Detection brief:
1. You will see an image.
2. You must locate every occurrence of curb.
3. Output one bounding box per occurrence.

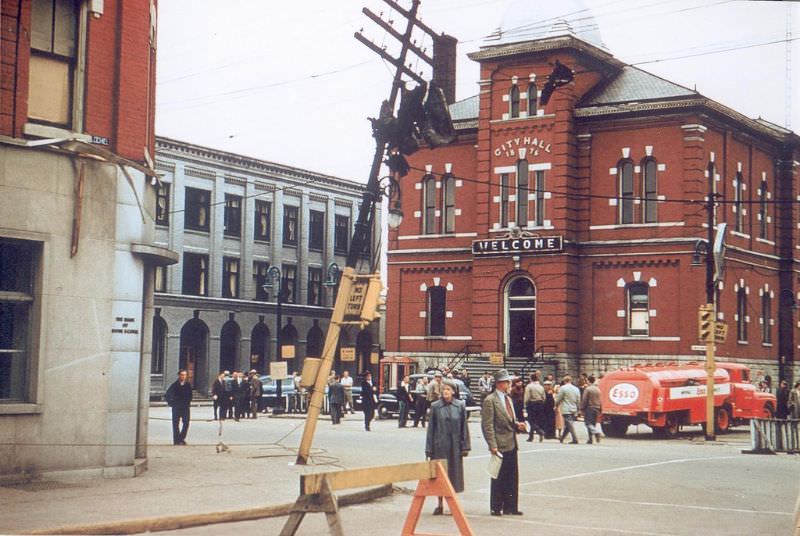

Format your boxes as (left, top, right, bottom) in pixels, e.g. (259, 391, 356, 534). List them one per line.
(26, 485, 392, 535)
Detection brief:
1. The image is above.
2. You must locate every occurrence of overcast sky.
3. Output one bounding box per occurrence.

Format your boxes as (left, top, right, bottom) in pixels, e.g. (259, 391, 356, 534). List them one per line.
(156, 0, 799, 183)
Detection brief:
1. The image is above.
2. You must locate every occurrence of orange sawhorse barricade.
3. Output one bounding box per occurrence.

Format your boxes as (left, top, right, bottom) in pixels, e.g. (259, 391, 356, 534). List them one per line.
(279, 460, 473, 536)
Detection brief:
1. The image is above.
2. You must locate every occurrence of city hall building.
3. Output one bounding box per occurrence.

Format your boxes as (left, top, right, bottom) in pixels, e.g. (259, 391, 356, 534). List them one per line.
(385, 9, 800, 383)
(150, 137, 380, 397)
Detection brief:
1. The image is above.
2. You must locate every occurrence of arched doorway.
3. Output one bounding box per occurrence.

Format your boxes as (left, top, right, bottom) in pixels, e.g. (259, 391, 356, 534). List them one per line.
(179, 318, 209, 392)
(220, 320, 241, 372)
(250, 321, 270, 374)
(306, 322, 324, 357)
(505, 277, 536, 358)
(280, 323, 299, 372)
(356, 329, 373, 375)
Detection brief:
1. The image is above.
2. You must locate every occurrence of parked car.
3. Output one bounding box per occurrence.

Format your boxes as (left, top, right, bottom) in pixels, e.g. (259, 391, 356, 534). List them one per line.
(375, 373, 479, 420)
(258, 375, 297, 411)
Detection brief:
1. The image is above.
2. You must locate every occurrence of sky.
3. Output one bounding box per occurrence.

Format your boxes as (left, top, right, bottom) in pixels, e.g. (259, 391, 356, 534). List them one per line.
(156, 0, 799, 183)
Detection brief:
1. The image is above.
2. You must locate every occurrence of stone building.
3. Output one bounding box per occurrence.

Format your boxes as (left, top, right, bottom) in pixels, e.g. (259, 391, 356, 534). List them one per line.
(150, 137, 380, 397)
(385, 1, 800, 383)
(0, 0, 174, 479)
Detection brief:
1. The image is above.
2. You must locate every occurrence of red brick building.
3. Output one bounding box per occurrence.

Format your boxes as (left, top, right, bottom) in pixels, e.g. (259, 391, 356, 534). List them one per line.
(385, 26, 800, 383)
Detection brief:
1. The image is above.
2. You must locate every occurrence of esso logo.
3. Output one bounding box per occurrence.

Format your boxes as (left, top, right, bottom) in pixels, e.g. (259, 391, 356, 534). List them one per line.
(609, 383, 639, 405)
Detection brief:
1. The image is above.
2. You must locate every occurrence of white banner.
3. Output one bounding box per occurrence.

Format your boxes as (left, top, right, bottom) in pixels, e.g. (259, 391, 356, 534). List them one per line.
(668, 382, 730, 400)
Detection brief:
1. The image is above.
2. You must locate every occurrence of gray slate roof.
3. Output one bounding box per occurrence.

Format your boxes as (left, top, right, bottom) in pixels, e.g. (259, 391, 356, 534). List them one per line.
(449, 95, 479, 123)
(581, 65, 697, 106)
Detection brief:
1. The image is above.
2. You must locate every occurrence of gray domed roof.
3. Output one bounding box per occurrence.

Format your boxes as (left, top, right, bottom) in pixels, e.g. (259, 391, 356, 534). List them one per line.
(484, 0, 605, 49)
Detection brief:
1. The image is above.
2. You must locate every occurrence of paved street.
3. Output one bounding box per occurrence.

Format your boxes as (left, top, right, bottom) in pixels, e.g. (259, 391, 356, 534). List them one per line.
(149, 406, 799, 536)
(1, 406, 797, 535)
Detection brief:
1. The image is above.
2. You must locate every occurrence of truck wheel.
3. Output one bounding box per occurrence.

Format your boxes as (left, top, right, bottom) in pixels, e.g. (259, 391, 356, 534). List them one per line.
(605, 418, 628, 437)
(715, 407, 731, 433)
(761, 405, 775, 419)
(664, 415, 680, 439)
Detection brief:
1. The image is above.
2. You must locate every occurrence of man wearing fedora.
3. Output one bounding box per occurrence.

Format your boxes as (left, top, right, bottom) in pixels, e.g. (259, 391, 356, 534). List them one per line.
(481, 368, 525, 516)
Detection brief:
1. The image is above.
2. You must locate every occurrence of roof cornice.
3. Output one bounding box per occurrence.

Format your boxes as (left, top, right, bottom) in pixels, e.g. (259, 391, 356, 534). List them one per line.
(576, 98, 799, 145)
(154, 135, 367, 193)
(468, 34, 624, 69)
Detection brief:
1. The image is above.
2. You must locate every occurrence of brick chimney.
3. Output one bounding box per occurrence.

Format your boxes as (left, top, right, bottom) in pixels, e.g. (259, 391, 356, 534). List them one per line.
(433, 33, 458, 104)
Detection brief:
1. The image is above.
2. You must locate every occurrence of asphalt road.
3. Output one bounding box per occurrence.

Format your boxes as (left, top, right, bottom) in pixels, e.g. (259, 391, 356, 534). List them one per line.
(149, 406, 800, 536)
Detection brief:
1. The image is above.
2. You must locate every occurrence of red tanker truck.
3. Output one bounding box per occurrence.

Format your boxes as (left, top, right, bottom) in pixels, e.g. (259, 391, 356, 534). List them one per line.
(599, 361, 776, 438)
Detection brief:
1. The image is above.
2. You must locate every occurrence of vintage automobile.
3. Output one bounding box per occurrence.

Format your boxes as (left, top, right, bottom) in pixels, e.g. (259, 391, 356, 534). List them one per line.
(258, 375, 297, 411)
(375, 373, 480, 420)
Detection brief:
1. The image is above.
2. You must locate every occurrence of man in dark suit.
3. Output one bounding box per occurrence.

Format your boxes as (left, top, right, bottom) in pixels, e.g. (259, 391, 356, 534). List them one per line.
(397, 375, 414, 428)
(360, 370, 378, 431)
(329, 374, 345, 425)
(211, 372, 224, 420)
(165, 369, 193, 445)
(481, 368, 525, 516)
(232, 371, 248, 421)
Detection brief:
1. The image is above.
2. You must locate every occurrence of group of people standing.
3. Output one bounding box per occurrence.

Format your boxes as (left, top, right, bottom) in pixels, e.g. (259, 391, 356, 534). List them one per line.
(210, 370, 263, 422)
(776, 380, 800, 419)
(425, 368, 604, 517)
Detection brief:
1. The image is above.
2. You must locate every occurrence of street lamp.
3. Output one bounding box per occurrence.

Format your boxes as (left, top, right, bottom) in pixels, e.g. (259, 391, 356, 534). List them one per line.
(381, 173, 403, 229)
(262, 265, 285, 413)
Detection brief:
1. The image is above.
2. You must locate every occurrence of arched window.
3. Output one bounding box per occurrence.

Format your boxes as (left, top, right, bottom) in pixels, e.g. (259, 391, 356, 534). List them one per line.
(151, 315, 167, 375)
(626, 283, 649, 336)
(179, 317, 209, 392)
(506, 278, 535, 357)
(618, 161, 634, 224)
(427, 286, 446, 336)
(220, 320, 241, 372)
(280, 323, 299, 368)
(250, 321, 270, 373)
(759, 180, 768, 240)
(442, 174, 456, 234)
(306, 323, 324, 357)
(527, 82, 537, 116)
(509, 85, 520, 118)
(516, 159, 529, 227)
(762, 291, 772, 344)
(642, 159, 658, 223)
(423, 174, 436, 234)
(734, 171, 744, 233)
(499, 173, 510, 228)
(737, 288, 748, 342)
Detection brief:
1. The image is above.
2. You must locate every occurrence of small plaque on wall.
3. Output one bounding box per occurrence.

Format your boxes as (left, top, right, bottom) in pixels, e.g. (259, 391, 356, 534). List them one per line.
(340, 347, 356, 362)
(282, 345, 296, 359)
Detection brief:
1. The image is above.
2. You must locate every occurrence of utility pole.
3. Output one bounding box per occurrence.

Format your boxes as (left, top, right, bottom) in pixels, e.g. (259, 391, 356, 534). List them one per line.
(703, 161, 718, 442)
(295, 0, 444, 465)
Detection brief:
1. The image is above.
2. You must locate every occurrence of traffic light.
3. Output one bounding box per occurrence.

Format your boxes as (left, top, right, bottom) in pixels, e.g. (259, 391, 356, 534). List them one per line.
(698, 304, 713, 342)
(360, 275, 384, 325)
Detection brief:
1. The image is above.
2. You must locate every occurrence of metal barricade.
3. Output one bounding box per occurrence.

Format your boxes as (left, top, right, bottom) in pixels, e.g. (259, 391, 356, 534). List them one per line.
(749, 418, 800, 453)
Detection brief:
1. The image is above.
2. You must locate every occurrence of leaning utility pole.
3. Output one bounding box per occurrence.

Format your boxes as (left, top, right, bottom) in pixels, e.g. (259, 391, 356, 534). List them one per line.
(704, 160, 717, 442)
(295, 0, 445, 465)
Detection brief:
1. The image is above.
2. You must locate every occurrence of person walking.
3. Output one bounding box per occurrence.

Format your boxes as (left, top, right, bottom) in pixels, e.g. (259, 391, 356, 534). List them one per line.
(211, 372, 224, 420)
(556, 375, 581, 444)
(360, 370, 378, 431)
(413, 377, 429, 428)
(165, 369, 192, 445)
(524, 372, 546, 442)
(789, 381, 800, 419)
(543, 380, 556, 438)
(248, 370, 262, 418)
(426, 380, 470, 515)
(481, 369, 525, 516)
(340, 370, 354, 414)
(329, 374, 345, 425)
(580, 375, 603, 444)
(397, 376, 414, 428)
(553, 382, 564, 438)
(777, 380, 791, 419)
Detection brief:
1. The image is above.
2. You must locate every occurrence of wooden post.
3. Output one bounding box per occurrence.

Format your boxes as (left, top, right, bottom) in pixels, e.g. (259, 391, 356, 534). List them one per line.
(280, 477, 343, 536)
(296, 267, 356, 465)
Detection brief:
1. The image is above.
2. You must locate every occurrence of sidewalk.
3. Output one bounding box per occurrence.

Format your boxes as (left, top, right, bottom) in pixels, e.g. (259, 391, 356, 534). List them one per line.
(0, 406, 399, 535)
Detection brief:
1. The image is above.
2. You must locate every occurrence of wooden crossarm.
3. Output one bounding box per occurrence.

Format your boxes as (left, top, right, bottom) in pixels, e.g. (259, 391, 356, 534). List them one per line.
(301, 460, 443, 495)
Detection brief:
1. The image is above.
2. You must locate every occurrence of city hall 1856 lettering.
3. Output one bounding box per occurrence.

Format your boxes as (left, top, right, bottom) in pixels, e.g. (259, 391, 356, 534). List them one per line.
(472, 236, 563, 256)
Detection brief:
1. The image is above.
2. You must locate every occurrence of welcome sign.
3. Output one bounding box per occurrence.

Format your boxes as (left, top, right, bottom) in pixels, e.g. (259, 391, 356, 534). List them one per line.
(472, 235, 563, 256)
